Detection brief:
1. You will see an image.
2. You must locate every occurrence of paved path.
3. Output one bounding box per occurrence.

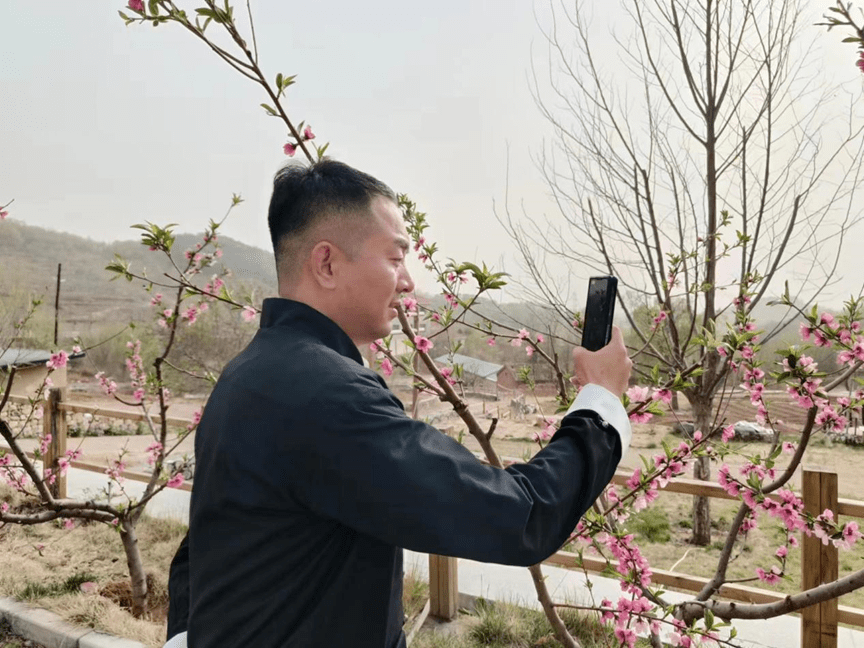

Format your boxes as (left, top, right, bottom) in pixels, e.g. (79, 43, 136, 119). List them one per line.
(42, 465, 864, 647)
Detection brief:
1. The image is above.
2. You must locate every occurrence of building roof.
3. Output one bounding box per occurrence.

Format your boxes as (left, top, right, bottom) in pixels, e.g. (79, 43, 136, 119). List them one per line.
(433, 353, 504, 381)
(0, 348, 85, 370)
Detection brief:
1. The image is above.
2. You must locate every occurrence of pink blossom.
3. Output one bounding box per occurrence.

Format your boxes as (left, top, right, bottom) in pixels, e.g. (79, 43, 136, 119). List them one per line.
(186, 408, 203, 432)
(444, 293, 458, 309)
(370, 340, 383, 351)
(167, 473, 184, 489)
(182, 305, 199, 325)
(0, 502, 8, 513)
(536, 334, 545, 343)
(721, 424, 735, 443)
(517, 329, 530, 341)
(430, 312, 441, 323)
(782, 441, 796, 454)
(776, 545, 788, 559)
(146, 442, 163, 466)
(414, 336, 433, 353)
(525, 346, 534, 357)
(510, 338, 522, 348)
(242, 306, 257, 322)
(128, 0, 144, 11)
(163, 308, 173, 319)
(381, 358, 393, 377)
(283, 142, 296, 157)
(652, 388, 672, 405)
(440, 367, 457, 385)
(46, 350, 69, 370)
(132, 388, 145, 403)
(64, 518, 75, 530)
(487, 337, 496, 346)
(402, 297, 417, 313)
(413, 237, 425, 252)
(626, 385, 650, 402)
(813, 329, 831, 347)
(756, 566, 782, 585)
(95, 372, 117, 396)
(837, 521, 863, 550)
(629, 411, 653, 424)
(303, 126, 315, 140)
(857, 51, 864, 73)
(0, 211, 7, 220)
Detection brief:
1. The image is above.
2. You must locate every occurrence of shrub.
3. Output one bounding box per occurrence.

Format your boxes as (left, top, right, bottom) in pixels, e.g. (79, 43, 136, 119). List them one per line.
(629, 507, 671, 543)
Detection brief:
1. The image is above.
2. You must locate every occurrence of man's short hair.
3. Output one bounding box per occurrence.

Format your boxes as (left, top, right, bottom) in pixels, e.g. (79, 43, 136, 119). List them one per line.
(268, 159, 398, 282)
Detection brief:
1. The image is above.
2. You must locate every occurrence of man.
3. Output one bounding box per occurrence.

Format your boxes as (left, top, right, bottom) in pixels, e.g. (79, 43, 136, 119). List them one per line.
(165, 159, 632, 647)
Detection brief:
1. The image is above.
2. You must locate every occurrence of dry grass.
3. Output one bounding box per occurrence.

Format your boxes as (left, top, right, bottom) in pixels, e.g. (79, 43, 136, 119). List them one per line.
(411, 597, 654, 648)
(0, 484, 184, 648)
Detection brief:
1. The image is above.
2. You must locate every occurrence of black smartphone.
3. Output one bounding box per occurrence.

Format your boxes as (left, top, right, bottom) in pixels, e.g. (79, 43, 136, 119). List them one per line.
(580, 276, 618, 351)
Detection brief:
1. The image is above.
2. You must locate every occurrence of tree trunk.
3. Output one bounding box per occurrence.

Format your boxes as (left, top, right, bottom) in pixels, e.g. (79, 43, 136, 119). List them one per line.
(691, 399, 712, 546)
(120, 521, 149, 618)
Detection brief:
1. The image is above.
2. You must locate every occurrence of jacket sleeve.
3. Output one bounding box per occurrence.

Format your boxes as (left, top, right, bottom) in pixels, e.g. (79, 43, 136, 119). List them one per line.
(286, 371, 625, 566)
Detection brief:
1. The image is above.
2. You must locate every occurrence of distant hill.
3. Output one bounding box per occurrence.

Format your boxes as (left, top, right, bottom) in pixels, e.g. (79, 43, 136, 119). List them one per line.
(0, 219, 277, 333)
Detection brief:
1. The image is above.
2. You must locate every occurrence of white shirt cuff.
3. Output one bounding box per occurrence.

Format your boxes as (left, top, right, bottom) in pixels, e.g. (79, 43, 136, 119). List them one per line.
(564, 384, 631, 457)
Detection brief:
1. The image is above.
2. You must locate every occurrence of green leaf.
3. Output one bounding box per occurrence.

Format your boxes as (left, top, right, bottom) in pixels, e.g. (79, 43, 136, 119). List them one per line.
(148, 0, 159, 16)
(260, 103, 277, 116)
(842, 37, 862, 43)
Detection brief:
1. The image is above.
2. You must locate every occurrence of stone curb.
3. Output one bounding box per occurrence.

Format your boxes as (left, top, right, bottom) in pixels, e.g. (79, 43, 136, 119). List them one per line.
(0, 598, 147, 648)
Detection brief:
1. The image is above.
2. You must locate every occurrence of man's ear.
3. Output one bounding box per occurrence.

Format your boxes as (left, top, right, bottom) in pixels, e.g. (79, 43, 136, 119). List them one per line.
(308, 240, 341, 290)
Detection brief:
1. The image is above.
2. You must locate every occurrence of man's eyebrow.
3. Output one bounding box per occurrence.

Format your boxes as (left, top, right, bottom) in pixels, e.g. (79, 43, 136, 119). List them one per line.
(395, 237, 410, 252)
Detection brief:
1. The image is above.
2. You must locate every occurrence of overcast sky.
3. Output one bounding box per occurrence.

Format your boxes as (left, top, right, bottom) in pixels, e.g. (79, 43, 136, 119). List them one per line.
(2, 2, 862, 307)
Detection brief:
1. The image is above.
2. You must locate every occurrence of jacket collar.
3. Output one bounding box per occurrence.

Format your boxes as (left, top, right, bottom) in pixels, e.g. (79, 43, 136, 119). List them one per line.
(259, 298, 363, 365)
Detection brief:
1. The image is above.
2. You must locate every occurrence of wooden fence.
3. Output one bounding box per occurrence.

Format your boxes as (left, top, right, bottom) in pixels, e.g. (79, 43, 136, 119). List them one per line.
(4, 389, 863, 646)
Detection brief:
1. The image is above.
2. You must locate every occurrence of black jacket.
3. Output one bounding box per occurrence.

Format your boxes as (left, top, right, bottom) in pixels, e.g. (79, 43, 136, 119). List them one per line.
(170, 298, 624, 647)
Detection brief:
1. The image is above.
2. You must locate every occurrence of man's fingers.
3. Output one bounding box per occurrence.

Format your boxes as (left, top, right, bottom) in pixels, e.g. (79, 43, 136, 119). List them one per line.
(609, 326, 624, 346)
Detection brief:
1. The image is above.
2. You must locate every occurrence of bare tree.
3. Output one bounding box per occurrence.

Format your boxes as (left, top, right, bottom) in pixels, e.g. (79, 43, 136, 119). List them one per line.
(501, 0, 864, 544)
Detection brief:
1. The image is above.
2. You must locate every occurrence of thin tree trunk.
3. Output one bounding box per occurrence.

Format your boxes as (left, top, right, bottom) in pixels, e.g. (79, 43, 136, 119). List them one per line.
(691, 398, 712, 545)
(120, 522, 149, 618)
(529, 563, 580, 648)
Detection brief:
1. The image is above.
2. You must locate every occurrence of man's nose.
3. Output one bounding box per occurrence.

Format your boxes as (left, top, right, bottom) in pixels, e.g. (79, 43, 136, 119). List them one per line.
(399, 267, 415, 294)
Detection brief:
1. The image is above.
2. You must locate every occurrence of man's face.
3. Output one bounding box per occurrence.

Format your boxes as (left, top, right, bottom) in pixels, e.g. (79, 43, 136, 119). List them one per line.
(334, 196, 415, 347)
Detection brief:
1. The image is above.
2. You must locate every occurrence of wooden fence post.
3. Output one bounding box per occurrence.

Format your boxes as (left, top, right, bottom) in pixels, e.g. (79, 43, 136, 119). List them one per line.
(428, 554, 458, 620)
(801, 467, 838, 648)
(42, 387, 67, 499)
